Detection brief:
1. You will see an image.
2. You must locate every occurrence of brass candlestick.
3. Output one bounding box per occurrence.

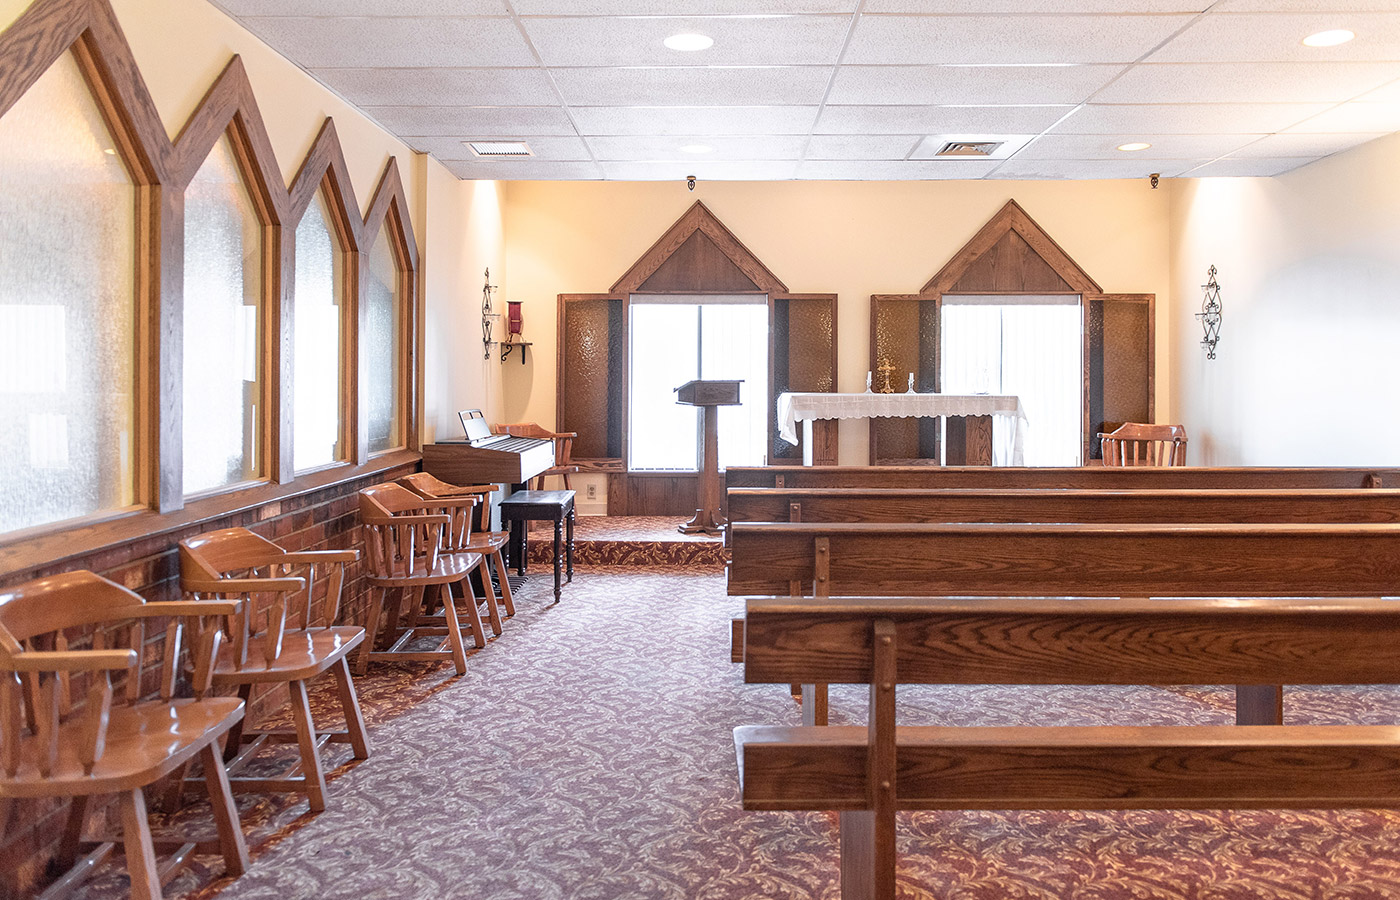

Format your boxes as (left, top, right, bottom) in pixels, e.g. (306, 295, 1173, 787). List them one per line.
(876, 357, 896, 393)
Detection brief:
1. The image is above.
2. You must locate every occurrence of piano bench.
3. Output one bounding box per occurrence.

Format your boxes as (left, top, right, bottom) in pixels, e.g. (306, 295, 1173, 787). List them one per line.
(498, 490, 576, 602)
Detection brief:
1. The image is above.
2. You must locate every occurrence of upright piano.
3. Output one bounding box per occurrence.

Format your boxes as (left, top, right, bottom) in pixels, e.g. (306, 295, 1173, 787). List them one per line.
(422, 410, 555, 488)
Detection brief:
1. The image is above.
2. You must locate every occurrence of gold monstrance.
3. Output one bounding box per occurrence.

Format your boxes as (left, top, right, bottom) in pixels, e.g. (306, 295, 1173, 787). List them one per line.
(876, 357, 896, 393)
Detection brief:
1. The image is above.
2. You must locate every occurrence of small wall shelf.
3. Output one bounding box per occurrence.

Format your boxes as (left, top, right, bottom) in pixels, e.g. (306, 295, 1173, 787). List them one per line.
(490, 340, 532, 364)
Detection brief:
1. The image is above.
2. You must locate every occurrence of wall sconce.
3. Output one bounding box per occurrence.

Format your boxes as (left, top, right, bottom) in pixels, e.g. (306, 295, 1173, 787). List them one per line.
(481, 268, 498, 360)
(1197, 265, 1223, 360)
(501, 300, 531, 364)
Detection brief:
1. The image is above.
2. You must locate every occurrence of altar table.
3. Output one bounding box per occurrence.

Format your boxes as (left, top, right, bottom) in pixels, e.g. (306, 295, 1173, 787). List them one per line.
(777, 392, 1027, 466)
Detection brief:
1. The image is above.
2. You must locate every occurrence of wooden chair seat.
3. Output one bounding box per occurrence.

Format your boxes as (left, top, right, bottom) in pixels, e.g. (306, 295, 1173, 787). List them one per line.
(398, 473, 517, 621)
(364, 550, 483, 588)
(208, 627, 365, 685)
(0, 698, 244, 797)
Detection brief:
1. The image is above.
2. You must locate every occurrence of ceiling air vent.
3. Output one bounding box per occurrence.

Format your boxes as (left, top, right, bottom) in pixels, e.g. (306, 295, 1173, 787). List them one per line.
(935, 141, 1004, 158)
(466, 140, 533, 157)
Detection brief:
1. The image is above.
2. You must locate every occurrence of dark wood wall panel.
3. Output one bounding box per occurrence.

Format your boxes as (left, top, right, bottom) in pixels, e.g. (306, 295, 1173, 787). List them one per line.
(560, 297, 618, 460)
(607, 473, 702, 517)
(871, 297, 923, 462)
(950, 230, 1074, 294)
(636, 230, 761, 293)
(1103, 298, 1152, 425)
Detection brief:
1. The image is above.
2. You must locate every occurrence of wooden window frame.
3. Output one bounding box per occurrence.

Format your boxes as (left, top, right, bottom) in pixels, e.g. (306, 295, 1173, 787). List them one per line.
(0, 0, 423, 580)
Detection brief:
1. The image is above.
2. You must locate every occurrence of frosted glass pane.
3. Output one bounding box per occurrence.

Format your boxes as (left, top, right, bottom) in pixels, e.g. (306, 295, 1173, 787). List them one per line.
(293, 189, 344, 471)
(700, 304, 768, 469)
(629, 304, 699, 470)
(0, 52, 135, 534)
(365, 226, 404, 453)
(183, 133, 262, 494)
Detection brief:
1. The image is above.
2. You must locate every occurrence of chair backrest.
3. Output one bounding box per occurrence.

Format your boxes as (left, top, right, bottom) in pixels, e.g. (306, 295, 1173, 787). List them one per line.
(399, 472, 494, 533)
(0, 571, 231, 778)
(1099, 422, 1188, 466)
(359, 482, 476, 577)
(180, 527, 353, 668)
(491, 422, 575, 466)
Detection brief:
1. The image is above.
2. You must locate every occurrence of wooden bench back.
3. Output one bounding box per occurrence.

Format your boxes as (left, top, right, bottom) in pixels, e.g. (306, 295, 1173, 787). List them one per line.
(726, 465, 1400, 490)
(728, 487, 1400, 526)
(727, 521, 1400, 597)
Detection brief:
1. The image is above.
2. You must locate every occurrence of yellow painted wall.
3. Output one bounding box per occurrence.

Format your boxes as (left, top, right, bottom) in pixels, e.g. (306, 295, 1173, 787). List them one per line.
(0, 0, 507, 446)
(502, 178, 1173, 472)
(1169, 132, 1400, 465)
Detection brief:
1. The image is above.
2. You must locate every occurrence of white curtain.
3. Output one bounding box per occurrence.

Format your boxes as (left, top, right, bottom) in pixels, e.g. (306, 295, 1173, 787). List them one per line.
(629, 296, 768, 471)
(941, 296, 1082, 466)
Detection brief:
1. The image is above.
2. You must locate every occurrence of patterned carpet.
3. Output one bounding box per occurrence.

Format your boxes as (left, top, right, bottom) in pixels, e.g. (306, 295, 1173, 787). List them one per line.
(526, 516, 727, 567)
(72, 568, 1400, 900)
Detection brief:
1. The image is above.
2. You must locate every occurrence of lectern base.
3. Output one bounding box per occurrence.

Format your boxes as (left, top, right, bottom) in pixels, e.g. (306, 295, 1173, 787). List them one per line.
(679, 509, 726, 536)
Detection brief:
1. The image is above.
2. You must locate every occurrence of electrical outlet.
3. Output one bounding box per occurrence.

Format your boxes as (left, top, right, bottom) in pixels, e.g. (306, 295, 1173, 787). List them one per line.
(586, 483, 597, 500)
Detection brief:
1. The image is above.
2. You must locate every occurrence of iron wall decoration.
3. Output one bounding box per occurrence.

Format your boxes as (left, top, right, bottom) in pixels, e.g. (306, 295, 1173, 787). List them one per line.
(1197, 264, 1223, 359)
(481, 268, 498, 360)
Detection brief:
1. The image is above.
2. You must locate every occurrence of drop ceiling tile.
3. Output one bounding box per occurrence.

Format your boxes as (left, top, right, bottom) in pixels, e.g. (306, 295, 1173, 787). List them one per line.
(571, 106, 820, 135)
(1226, 131, 1386, 157)
(796, 159, 1002, 179)
(805, 134, 924, 159)
(213, 0, 506, 14)
(365, 106, 576, 136)
(1148, 12, 1400, 63)
(586, 134, 806, 160)
(815, 104, 1074, 134)
(1093, 61, 1400, 103)
(990, 157, 1198, 178)
(1215, 0, 1400, 11)
(845, 15, 1194, 65)
(514, 0, 856, 12)
(828, 65, 1125, 105)
(864, 0, 1208, 10)
(523, 15, 850, 67)
(405, 135, 591, 160)
(1050, 102, 1331, 134)
(599, 160, 800, 180)
(237, 16, 535, 68)
(551, 66, 831, 106)
(1285, 101, 1400, 132)
(1180, 157, 1313, 176)
(1357, 77, 1400, 101)
(442, 159, 605, 180)
(1018, 133, 1260, 159)
(310, 68, 556, 107)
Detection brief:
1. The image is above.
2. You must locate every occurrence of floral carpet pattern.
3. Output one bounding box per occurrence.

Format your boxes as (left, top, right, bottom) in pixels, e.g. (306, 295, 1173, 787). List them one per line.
(74, 568, 1400, 900)
(526, 516, 727, 568)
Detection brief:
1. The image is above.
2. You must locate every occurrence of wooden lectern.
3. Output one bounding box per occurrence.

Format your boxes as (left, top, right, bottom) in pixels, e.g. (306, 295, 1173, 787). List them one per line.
(675, 379, 742, 535)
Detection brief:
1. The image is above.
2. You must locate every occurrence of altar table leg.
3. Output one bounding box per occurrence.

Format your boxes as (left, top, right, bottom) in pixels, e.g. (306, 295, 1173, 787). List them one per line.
(945, 415, 993, 466)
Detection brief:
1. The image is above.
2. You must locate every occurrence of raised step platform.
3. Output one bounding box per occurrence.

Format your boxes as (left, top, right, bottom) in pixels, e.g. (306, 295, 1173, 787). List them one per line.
(526, 515, 726, 569)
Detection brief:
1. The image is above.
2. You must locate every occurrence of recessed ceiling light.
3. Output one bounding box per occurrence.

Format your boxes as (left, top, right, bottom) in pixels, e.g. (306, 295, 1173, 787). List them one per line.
(680, 144, 713, 154)
(664, 33, 714, 52)
(1303, 29, 1355, 47)
(1117, 142, 1152, 152)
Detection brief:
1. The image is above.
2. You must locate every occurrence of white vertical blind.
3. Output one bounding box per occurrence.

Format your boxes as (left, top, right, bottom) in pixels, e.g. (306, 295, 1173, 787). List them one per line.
(628, 296, 768, 471)
(941, 296, 1082, 466)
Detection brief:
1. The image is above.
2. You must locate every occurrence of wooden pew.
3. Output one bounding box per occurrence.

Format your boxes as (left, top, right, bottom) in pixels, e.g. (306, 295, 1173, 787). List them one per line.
(736, 595, 1400, 900)
(727, 465, 1400, 491)
(728, 521, 1400, 726)
(728, 487, 1400, 526)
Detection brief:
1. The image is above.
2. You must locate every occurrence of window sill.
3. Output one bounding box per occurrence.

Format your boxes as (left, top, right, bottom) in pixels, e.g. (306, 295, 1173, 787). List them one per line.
(0, 449, 421, 581)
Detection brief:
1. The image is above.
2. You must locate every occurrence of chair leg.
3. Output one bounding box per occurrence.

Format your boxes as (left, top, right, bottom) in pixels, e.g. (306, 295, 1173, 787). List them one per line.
(288, 679, 327, 813)
(198, 742, 249, 877)
(457, 578, 487, 649)
(55, 795, 89, 871)
(358, 586, 387, 675)
(439, 583, 468, 675)
(331, 656, 371, 760)
(477, 557, 503, 637)
(222, 684, 254, 764)
(118, 788, 161, 900)
(492, 550, 516, 617)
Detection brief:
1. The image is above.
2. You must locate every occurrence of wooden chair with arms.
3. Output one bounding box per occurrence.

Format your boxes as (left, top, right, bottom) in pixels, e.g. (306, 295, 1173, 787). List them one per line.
(1098, 422, 1188, 466)
(490, 422, 579, 491)
(357, 483, 490, 676)
(399, 472, 516, 622)
(0, 571, 248, 900)
(178, 529, 367, 813)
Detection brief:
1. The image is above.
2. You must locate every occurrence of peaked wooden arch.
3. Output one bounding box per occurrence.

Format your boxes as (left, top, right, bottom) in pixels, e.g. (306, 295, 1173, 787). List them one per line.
(922, 199, 1101, 296)
(288, 117, 361, 252)
(611, 200, 787, 296)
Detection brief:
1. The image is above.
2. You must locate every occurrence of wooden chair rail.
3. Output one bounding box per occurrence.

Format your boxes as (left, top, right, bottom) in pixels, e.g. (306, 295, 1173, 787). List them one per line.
(727, 488, 1400, 526)
(725, 466, 1400, 491)
(735, 596, 1400, 900)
